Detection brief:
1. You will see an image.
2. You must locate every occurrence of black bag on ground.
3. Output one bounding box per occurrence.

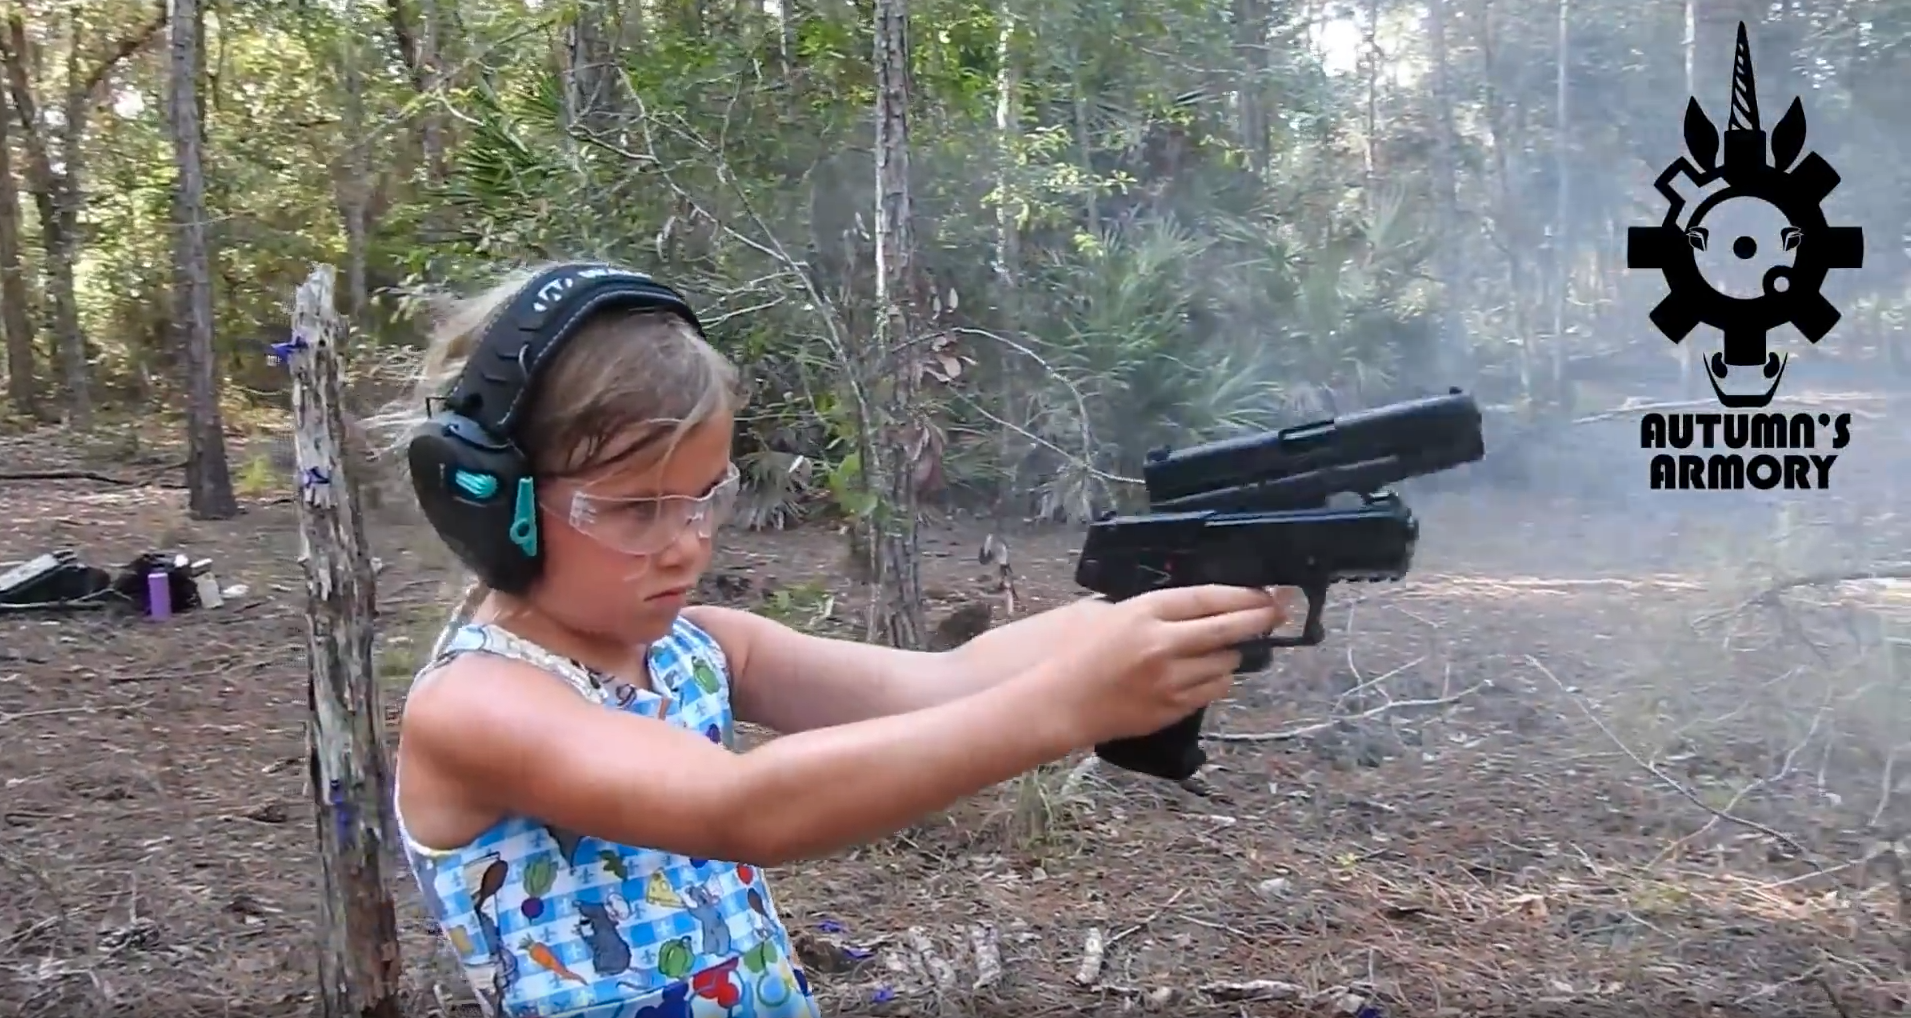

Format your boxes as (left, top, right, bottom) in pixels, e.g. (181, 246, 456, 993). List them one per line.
(0, 550, 115, 612)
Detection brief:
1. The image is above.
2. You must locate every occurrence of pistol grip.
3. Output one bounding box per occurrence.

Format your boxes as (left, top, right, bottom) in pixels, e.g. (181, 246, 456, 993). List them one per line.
(1236, 643, 1272, 673)
(1094, 707, 1208, 781)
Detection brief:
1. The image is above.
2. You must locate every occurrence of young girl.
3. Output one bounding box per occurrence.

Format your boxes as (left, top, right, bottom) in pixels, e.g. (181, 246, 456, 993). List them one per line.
(389, 263, 1285, 1018)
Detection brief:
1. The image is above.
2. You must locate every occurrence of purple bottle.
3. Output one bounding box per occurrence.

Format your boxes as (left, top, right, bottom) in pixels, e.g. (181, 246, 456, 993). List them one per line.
(146, 570, 172, 620)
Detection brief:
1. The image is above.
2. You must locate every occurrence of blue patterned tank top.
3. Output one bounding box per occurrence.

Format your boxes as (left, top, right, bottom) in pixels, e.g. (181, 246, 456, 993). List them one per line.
(395, 617, 821, 1018)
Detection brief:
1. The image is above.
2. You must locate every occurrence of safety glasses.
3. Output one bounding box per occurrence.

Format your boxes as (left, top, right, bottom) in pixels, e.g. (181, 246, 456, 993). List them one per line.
(558, 463, 740, 556)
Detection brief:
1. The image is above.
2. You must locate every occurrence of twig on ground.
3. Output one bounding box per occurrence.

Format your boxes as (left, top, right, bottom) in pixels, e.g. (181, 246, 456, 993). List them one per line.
(1210, 682, 1484, 744)
(1650, 686, 1831, 867)
(0, 699, 153, 725)
(1343, 602, 1364, 688)
(1816, 976, 1853, 1018)
(1105, 887, 1187, 949)
(1333, 655, 1428, 713)
(1871, 744, 1905, 830)
(1528, 653, 1813, 860)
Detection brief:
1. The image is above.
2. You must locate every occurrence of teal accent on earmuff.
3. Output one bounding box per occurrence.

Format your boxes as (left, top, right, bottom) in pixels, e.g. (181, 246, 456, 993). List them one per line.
(509, 477, 538, 557)
(451, 469, 499, 500)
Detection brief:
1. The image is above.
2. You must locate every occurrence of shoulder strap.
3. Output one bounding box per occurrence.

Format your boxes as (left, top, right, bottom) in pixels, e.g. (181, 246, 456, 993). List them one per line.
(414, 620, 610, 706)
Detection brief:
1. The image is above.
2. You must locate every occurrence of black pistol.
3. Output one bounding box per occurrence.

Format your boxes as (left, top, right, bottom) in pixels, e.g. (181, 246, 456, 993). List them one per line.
(1073, 388, 1487, 781)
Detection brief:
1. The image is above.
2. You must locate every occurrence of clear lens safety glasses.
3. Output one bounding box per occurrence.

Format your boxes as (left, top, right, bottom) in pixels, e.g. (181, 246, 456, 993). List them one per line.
(561, 463, 740, 555)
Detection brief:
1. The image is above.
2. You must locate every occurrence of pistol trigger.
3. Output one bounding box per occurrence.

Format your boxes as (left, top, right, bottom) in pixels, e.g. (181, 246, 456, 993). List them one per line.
(1297, 584, 1328, 644)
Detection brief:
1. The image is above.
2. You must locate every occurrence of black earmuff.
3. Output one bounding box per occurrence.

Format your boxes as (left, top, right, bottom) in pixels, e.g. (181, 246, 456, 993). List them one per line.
(405, 263, 704, 594)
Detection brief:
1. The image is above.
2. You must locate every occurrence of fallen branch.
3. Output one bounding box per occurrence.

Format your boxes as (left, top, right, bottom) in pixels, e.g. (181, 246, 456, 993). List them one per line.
(1693, 564, 1911, 627)
(0, 466, 184, 488)
(0, 699, 153, 726)
(1527, 653, 1813, 860)
(1208, 682, 1485, 744)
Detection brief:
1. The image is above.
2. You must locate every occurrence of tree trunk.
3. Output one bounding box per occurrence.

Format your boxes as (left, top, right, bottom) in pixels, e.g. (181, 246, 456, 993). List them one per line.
(563, 2, 622, 137)
(871, 0, 925, 650)
(169, 0, 236, 518)
(1426, 0, 1467, 386)
(1361, 0, 1380, 201)
(0, 76, 36, 419)
(287, 265, 404, 1018)
(384, 0, 447, 181)
(0, 45, 88, 426)
(339, 2, 370, 331)
(3, 8, 167, 429)
(1231, 0, 1268, 173)
(991, 0, 1025, 509)
(1549, 0, 1571, 406)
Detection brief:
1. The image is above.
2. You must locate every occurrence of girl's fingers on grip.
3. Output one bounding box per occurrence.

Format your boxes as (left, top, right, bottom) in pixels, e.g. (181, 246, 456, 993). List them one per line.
(1168, 649, 1245, 689)
(1140, 584, 1283, 622)
(1170, 665, 1238, 712)
(1165, 605, 1288, 654)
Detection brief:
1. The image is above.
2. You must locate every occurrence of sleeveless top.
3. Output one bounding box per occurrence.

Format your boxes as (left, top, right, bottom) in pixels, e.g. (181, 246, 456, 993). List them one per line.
(394, 616, 822, 1018)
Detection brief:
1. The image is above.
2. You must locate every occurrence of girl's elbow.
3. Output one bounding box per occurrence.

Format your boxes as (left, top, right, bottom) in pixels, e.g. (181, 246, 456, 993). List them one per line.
(702, 812, 810, 868)
(693, 764, 806, 867)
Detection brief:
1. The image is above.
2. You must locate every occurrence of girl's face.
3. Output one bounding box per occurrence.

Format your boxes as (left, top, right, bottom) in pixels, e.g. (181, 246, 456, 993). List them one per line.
(530, 415, 737, 644)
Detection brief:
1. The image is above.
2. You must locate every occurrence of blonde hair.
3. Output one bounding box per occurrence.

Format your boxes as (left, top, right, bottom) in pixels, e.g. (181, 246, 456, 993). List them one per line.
(375, 263, 743, 623)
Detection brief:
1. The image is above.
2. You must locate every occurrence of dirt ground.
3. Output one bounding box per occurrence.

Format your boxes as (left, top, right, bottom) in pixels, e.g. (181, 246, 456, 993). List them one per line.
(4, 424, 1910, 1018)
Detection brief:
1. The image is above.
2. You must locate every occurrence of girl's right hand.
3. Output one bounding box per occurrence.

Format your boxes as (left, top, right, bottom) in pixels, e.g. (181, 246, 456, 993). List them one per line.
(1040, 585, 1290, 746)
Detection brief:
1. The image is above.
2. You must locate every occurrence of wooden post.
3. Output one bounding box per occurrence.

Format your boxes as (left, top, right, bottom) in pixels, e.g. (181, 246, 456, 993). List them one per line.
(284, 264, 404, 1018)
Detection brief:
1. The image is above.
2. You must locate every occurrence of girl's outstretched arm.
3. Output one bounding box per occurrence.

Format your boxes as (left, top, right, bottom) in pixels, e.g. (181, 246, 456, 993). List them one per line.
(689, 598, 1119, 732)
(399, 650, 1082, 865)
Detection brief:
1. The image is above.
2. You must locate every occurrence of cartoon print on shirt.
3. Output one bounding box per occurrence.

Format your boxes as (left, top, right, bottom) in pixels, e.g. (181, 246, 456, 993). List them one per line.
(519, 855, 559, 921)
(461, 855, 519, 1010)
(690, 659, 722, 695)
(521, 937, 589, 984)
(542, 824, 587, 867)
(445, 924, 477, 959)
(415, 851, 488, 963)
(746, 944, 797, 1010)
(627, 980, 691, 1018)
(740, 937, 779, 973)
(744, 888, 775, 938)
(690, 956, 745, 1010)
(575, 894, 635, 976)
(597, 848, 630, 880)
(680, 885, 733, 956)
(644, 871, 682, 911)
(409, 850, 448, 915)
(406, 620, 821, 1017)
(657, 937, 696, 980)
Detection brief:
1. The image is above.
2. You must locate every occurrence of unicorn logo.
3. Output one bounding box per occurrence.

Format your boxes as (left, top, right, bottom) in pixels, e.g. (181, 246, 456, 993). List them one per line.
(1626, 22, 1865, 408)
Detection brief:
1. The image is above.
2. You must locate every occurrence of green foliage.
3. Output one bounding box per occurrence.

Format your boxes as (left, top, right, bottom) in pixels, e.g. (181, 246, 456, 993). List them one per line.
(7, 0, 1910, 502)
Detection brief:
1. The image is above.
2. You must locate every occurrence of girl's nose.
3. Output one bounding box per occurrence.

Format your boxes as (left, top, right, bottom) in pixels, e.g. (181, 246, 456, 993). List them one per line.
(653, 519, 710, 568)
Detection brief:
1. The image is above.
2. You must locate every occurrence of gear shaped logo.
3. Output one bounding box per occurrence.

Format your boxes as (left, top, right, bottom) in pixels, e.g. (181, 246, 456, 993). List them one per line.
(1627, 22, 1864, 409)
